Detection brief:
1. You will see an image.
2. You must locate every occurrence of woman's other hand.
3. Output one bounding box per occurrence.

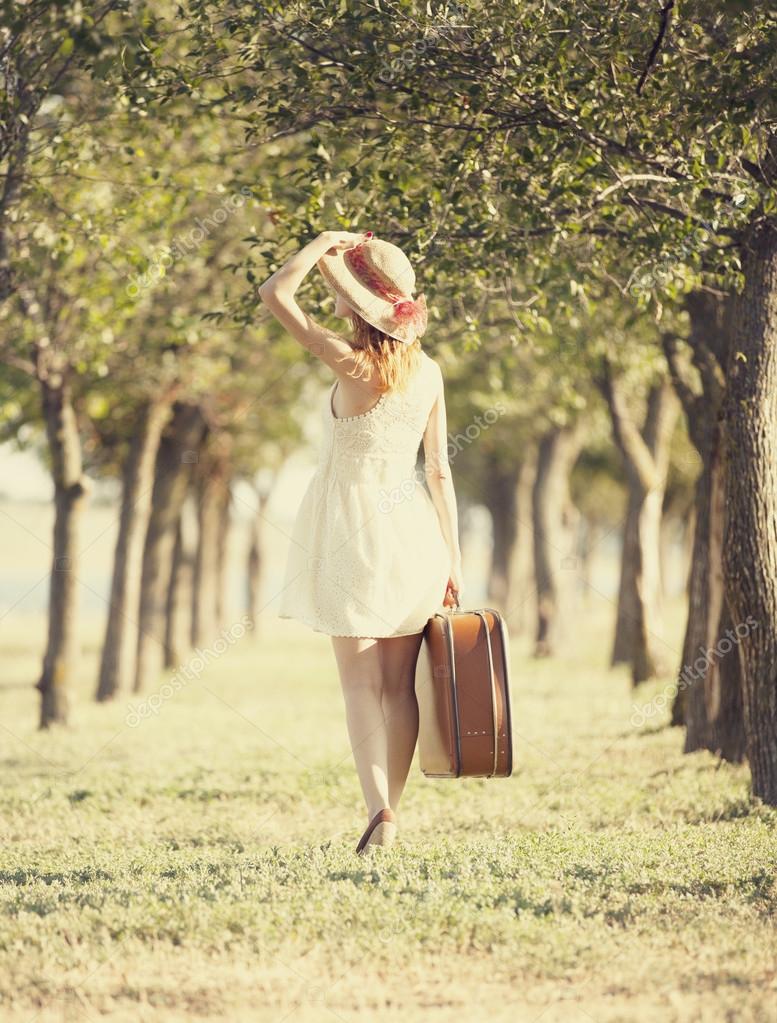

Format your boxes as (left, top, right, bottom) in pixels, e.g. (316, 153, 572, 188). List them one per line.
(443, 561, 463, 608)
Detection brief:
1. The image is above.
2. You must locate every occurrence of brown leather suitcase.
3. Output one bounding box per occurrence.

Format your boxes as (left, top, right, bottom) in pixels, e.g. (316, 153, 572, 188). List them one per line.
(415, 607, 513, 778)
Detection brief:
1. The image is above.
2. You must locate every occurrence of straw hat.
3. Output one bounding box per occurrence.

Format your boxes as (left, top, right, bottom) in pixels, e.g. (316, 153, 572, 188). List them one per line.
(317, 237, 428, 344)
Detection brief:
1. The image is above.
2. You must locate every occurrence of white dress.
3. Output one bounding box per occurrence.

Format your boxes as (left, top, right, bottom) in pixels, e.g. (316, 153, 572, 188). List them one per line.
(277, 352, 451, 638)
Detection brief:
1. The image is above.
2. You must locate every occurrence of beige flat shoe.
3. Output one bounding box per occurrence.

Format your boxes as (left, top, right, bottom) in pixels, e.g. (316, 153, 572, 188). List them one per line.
(355, 808, 397, 854)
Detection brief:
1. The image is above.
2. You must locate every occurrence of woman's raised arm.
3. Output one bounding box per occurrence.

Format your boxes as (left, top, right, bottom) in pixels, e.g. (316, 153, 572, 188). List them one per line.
(258, 230, 368, 373)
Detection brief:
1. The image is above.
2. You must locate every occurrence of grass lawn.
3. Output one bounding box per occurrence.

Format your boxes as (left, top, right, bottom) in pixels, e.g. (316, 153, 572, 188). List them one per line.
(1, 606, 775, 1022)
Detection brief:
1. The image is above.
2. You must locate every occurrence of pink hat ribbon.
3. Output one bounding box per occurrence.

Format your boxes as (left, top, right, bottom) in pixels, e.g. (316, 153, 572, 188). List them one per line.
(344, 244, 427, 339)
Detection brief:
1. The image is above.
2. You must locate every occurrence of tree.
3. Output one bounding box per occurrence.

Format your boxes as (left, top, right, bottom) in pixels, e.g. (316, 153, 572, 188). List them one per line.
(723, 212, 777, 799)
(0, 0, 202, 721)
(663, 293, 746, 761)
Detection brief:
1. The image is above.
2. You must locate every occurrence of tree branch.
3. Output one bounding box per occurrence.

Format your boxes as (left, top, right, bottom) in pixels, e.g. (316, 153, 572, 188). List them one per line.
(636, 0, 676, 95)
(595, 360, 660, 491)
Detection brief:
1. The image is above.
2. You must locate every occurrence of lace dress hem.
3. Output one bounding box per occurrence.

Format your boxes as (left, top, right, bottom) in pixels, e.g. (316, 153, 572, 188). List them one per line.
(277, 608, 429, 639)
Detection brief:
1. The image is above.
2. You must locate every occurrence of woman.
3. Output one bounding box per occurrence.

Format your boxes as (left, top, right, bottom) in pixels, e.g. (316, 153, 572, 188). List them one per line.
(258, 230, 463, 854)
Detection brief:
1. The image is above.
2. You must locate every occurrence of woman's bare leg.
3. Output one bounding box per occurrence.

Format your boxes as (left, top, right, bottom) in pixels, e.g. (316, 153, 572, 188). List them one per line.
(377, 631, 425, 813)
(331, 636, 391, 819)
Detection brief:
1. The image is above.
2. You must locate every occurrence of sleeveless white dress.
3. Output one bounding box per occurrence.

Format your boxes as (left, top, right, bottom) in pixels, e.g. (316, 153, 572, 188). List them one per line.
(277, 352, 451, 638)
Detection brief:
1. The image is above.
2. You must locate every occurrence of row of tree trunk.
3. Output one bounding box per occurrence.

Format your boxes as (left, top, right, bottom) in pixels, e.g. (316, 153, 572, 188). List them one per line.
(39, 397, 240, 725)
(483, 423, 582, 658)
(32, 218, 777, 803)
(480, 218, 777, 804)
(96, 396, 172, 700)
(483, 408, 678, 681)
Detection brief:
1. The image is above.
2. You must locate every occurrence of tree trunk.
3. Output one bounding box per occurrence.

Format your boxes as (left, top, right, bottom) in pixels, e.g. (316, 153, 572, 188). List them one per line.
(37, 376, 89, 728)
(532, 425, 581, 657)
(599, 371, 678, 684)
(164, 513, 193, 668)
(485, 456, 520, 608)
(723, 216, 777, 803)
(247, 520, 263, 635)
(682, 448, 725, 751)
(632, 481, 667, 683)
(135, 403, 206, 692)
(96, 397, 170, 701)
(708, 599, 747, 763)
(215, 473, 231, 633)
(246, 480, 276, 635)
(483, 450, 537, 634)
(670, 683, 686, 728)
(191, 442, 232, 647)
(611, 489, 641, 665)
(509, 449, 537, 635)
(663, 293, 746, 760)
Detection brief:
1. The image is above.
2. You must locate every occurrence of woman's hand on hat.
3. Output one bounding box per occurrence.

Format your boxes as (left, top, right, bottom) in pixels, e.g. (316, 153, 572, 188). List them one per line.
(320, 230, 372, 254)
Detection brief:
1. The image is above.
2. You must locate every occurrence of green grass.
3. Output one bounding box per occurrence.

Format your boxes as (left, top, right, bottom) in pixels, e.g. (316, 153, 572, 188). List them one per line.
(1, 607, 775, 1022)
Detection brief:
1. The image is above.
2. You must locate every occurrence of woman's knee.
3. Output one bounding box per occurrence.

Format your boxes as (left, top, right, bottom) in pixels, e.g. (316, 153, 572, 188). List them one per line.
(381, 670, 415, 700)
